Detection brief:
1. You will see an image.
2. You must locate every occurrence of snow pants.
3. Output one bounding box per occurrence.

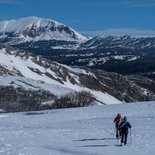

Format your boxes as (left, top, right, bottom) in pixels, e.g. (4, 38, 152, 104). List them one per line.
(121, 132, 128, 145)
(116, 127, 122, 138)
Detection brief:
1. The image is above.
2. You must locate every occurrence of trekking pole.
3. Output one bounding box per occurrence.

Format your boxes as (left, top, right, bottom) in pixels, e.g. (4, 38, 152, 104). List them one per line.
(114, 127, 116, 138)
(129, 128, 132, 145)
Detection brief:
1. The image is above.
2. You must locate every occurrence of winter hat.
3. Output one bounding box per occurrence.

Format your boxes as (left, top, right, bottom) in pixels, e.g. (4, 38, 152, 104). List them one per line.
(124, 116, 127, 121)
(117, 113, 121, 118)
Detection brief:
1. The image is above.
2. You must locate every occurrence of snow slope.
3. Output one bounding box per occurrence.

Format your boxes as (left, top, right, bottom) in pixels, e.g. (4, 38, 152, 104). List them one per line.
(0, 101, 154, 155)
(0, 46, 121, 104)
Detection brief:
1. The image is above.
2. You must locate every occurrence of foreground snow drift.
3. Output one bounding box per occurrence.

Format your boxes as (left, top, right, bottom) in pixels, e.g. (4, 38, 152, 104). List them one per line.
(0, 102, 155, 155)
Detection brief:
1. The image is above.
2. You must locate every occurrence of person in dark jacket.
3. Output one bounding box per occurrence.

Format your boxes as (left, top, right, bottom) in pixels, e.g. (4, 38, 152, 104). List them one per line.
(113, 113, 124, 138)
(119, 116, 132, 145)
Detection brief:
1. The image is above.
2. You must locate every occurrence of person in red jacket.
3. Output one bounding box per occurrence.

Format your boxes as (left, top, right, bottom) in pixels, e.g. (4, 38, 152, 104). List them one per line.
(113, 113, 124, 138)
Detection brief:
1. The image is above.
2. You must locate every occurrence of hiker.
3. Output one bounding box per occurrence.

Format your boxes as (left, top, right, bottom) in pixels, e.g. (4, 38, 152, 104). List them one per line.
(119, 116, 132, 145)
(113, 113, 124, 138)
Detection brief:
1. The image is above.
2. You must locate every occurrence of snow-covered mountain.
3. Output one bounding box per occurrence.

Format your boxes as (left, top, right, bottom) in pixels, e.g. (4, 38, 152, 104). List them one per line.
(0, 17, 155, 77)
(0, 16, 87, 44)
(0, 43, 122, 112)
(79, 35, 155, 50)
(1, 17, 155, 50)
(0, 43, 155, 112)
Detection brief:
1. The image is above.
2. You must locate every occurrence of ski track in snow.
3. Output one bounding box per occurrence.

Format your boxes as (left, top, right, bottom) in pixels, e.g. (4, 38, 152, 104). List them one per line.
(0, 102, 155, 155)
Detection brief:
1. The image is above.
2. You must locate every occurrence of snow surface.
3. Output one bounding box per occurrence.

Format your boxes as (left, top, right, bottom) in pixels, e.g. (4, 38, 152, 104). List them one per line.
(0, 48, 61, 86)
(0, 102, 154, 155)
(0, 75, 73, 97)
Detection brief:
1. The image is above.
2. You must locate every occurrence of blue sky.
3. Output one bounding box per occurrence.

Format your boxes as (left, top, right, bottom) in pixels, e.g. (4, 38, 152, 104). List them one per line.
(0, 0, 155, 36)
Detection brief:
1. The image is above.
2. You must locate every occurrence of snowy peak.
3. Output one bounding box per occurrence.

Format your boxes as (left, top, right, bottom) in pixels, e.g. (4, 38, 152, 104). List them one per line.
(0, 16, 61, 32)
(0, 16, 87, 44)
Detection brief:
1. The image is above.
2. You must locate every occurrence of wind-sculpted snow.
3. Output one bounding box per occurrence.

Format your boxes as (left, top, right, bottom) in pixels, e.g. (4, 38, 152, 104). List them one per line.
(0, 102, 154, 155)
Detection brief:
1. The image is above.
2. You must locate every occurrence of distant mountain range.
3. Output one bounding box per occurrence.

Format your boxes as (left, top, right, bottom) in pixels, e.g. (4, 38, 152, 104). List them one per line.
(0, 17, 154, 77)
(79, 35, 155, 50)
(0, 17, 155, 112)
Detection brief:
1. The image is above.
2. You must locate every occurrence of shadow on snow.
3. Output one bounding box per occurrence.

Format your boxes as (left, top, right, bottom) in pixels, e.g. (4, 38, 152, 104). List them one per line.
(73, 137, 116, 142)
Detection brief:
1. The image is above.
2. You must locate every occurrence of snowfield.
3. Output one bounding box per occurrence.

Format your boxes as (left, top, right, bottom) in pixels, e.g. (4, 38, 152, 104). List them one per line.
(0, 102, 155, 155)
